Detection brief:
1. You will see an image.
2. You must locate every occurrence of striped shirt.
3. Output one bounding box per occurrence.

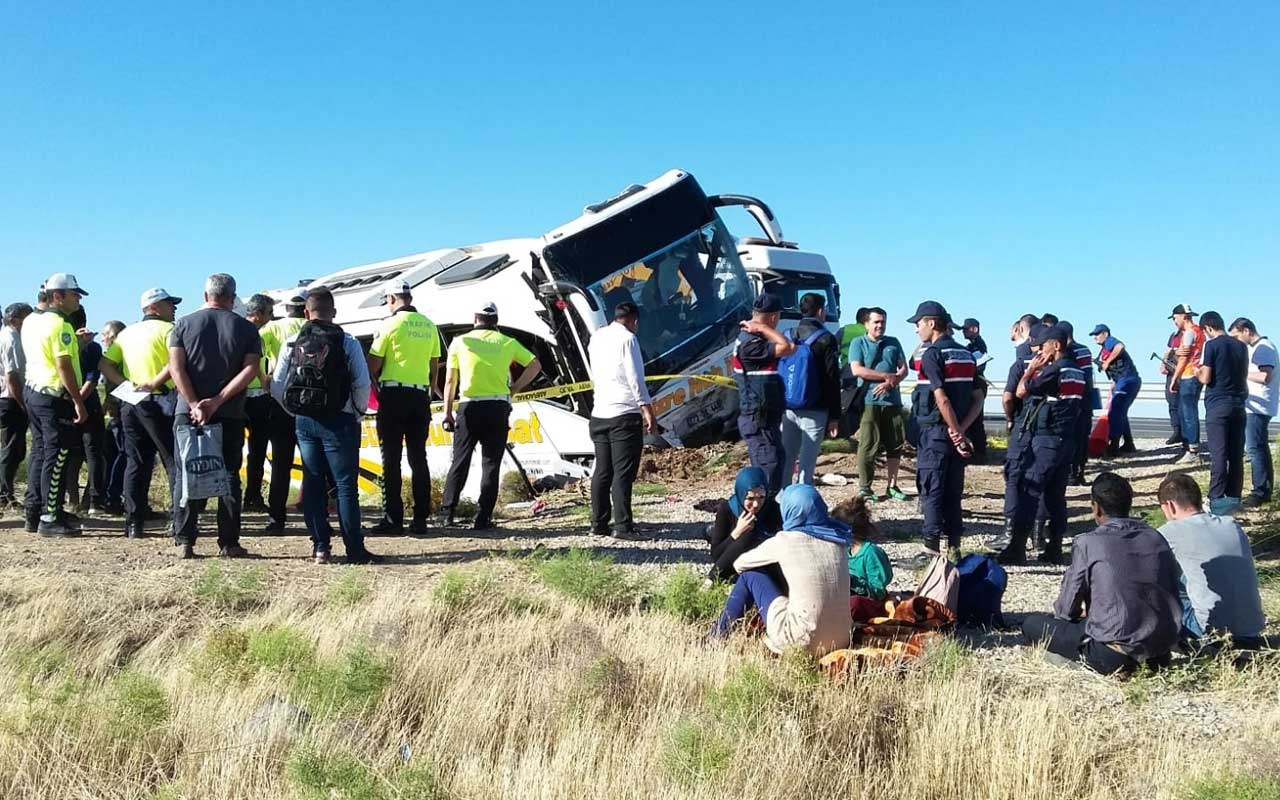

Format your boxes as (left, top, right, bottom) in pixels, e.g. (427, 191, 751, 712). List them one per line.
(911, 335, 977, 427)
(1027, 357, 1086, 436)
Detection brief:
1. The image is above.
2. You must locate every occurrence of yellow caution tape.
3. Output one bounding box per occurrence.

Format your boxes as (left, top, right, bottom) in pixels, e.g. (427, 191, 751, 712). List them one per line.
(424, 372, 737, 414)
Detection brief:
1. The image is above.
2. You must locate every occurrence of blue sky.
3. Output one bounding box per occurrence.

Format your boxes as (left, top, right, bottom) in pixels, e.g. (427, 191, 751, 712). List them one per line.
(2, 2, 1277, 390)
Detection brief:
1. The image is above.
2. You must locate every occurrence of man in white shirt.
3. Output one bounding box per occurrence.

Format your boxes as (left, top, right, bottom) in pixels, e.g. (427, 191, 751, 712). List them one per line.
(588, 301, 657, 540)
(270, 287, 377, 565)
(1229, 317, 1276, 507)
(0, 302, 33, 507)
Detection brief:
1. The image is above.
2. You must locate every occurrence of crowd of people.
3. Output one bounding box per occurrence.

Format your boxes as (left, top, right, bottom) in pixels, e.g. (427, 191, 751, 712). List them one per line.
(0, 274, 1273, 673)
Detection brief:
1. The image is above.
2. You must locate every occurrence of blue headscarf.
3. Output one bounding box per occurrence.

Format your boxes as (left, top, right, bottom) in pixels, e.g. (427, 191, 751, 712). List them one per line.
(779, 484, 852, 546)
(728, 466, 768, 516)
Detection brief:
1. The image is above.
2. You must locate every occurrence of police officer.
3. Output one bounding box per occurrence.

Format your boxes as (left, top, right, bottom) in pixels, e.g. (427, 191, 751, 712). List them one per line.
(1060, 321, 1096, 485)
(907, 301, 983, 565)
(368, 279, 443, 535)
(996, 324, 1085, 565)
(64, 309, 106, 513)
(252, 294, 307, 532)
(21, 273, 90, 536)
(959, 317, 990, 464)
(99, 287, 181, 538)
(439, 301, 542, 530)
(734, 293, 796, 493)
(989, 313, 1040, 553)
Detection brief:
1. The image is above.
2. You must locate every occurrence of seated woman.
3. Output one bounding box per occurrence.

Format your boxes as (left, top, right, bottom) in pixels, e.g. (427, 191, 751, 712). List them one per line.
(832, 495, 894, 622)
(709, 484, 852, 656)
(706, 467, 783, 582)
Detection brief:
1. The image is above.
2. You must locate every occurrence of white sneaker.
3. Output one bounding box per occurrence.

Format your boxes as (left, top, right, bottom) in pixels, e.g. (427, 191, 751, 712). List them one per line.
(1176, 450, 1201, 465)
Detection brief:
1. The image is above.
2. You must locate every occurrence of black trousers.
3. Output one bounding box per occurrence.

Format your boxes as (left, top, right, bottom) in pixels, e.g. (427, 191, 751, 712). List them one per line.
(121, 399, 176, 525)
(244, 394, 297, 527)
(589, 414, 644, 534)
(0, 397, 27, 502)
(1165, 377, 1182, 441)
(172, 415, 246, 548)
(442, 400, 509, 523)
(64, 404, 106, 506)
(1205, 404, 1246, 502)
(966, 388, 989, 465)
(102, 416, 126, 506)
(376, 386, 432, 525)
(1020, 614, 1170, 675)
(23, 389, 77, 521)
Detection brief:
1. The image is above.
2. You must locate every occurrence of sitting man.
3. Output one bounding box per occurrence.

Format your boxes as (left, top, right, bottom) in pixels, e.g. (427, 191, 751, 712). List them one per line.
(1156, 472, 1266, 649)
(1022, 472, 1183, 674)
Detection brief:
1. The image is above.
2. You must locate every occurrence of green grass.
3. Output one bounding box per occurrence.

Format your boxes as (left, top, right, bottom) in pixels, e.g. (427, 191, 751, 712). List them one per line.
(288, 746, 382, 800)
(193, 563, 265, 612)
(294, 645, 394, 717)
(662, 718, 733, 788)
(107, 671, 170, 739)
(648, 568, 730, 623)
(704, 665, 778, 730)
(820, 438, 855, 454)
(531, 549, 643, 610)
(922, 638, 973, 681)
(432, 569, 497, 614)
(1182, 774, 1280, 800)
(1137, 506, 1167, 529)
(633, 483, 668, 496)
(327, 572, 371, 607)
(246, 626, 317, 673)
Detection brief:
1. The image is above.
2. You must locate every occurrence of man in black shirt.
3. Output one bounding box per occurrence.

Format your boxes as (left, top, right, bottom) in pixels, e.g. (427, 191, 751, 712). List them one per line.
(1197, 311, 1249, 515)
(168, 273, 263, 559)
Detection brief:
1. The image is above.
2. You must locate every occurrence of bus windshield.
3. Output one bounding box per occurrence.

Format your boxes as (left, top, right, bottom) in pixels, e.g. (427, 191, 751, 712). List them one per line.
(587, 220, 751, 373)
(765, 272, 841, 324)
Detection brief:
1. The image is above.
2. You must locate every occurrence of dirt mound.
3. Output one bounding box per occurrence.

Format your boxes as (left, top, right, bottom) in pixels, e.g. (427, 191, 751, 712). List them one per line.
(639, 442, 746, 483)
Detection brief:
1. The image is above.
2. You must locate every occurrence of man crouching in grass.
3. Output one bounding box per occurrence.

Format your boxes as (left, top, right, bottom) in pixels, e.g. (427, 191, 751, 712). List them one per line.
(1021, 472, 1184, 675)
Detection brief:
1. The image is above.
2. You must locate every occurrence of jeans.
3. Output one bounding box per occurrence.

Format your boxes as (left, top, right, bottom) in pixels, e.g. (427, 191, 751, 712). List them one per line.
(739, 412, 784, 495)
(172, 415, 246, 548)
(1020, 614, 1169, 675)
(376, 386, 432, 526)
(1178, 378, 1202, 449)
(1109, 376, 1141, 441)
(442, 400, 510, 523)
(121, 399, 175, 525)
(1245, 412, 1274, 501)
(781, 408, 827, 486)
(1205, 403, 1245, 507)
(0, 397, 27, 502)
(715, 569, 784, 636)
(589, 414, 644, 534)
(296, 413, 366, 557)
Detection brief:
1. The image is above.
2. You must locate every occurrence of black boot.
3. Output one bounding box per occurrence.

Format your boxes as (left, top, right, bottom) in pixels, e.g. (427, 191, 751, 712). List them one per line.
(1119, 434, 1137, 454)
(1034, 520, 1049, 551)
(1038, 524, 1064, 565)
(989, 518, 1014, 552)
(995, 527, 1029, 566)
(125, 519, 144, 539)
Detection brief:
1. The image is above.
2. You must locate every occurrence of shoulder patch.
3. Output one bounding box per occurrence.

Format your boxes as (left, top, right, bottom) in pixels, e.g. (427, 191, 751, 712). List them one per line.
(61, 332, 73, 346)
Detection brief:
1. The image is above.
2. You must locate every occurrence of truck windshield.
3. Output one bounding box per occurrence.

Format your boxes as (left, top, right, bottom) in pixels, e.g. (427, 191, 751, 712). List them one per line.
(765, 272, 841, 324)
(587, 220, 751, 373)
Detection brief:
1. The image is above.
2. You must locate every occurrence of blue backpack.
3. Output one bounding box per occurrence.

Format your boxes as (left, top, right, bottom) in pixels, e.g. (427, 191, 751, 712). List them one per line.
(955, 554, 1007, 627)
(779, 327, 829, 410)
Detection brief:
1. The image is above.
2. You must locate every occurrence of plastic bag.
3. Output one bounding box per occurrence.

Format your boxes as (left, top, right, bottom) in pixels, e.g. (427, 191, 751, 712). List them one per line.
(176, 423, 230, 507)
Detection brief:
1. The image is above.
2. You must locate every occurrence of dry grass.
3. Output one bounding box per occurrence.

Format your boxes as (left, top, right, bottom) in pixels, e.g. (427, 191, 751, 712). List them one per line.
(1, 560, 1277, 800)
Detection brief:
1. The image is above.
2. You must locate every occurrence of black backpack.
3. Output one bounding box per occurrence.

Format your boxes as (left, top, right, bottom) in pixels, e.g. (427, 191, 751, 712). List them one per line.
(282, 321, 351, 417)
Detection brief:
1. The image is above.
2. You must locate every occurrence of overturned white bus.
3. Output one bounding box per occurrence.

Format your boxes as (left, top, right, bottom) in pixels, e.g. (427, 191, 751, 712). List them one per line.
(277, 169, 840, 498)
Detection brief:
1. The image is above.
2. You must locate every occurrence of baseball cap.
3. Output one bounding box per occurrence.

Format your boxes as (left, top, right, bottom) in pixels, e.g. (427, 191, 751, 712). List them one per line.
(477, 301, 498, 316)
(245, 293, 276, 315)
(753, 293, 782, 313)
(383, 278, 412, 297)
(285, 293, 307, 308)
(139, 288, 183, 309)
(44, 273, 88, 296)
(1169, 303, 1197, 318)
(1030, 323, 1069, 347)
(906, 300, 952, 325)
(962, 317, 980, 329)
(1089, 323, 1110, 336)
